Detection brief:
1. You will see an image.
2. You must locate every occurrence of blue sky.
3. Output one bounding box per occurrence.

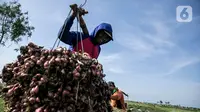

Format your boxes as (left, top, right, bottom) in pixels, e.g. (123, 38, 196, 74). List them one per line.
(0, 0, 200, 108)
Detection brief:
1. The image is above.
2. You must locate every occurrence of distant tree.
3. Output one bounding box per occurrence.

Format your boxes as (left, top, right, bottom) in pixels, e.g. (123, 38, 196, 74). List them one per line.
(165, 101, 170, 105)
(160, 100, 163, 104)
(0, 1, 34, 46)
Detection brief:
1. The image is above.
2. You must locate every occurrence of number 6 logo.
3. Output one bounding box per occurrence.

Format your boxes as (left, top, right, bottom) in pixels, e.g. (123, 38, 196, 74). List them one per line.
(176, 6, 192, 22)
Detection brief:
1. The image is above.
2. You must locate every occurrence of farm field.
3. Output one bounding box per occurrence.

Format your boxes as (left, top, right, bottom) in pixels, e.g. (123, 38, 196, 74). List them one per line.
(0, 97, 199, 112)
(114, 101, 200, 112)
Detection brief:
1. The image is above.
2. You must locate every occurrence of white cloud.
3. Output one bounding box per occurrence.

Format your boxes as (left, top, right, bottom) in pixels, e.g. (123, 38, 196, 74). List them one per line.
(98, 53, 126, 74)
(114, 7, 176, 60)
(108, 67, 124, 74)
(99, 53, 121, 63)
(115, 21, 174, 59)
(165, 58, 200, 76)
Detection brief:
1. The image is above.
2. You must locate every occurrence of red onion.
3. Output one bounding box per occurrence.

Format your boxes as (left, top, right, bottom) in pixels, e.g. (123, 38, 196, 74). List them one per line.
(28, 49, 33, 54)
(96, 71, 100, 76)
(30, 81, 36, 87)
(36, 73, 41, 78)
(29, 97, 35, 104)
(30, 86, 39, 95)
(58, 88, 62, 92)
(66, 86, 71, 91)
(54, 93, 59, 99)
(13, 86, 19, 91)
(38, 81, 43, 86)
(35, 107, 43, 112)
(73, 70, 78, 74)
(24, 58, 30, 63)
(29, 61, 35, 67)
(43, 109, 48, 112)
(23, 102, 28, 106)
(17, 62, 21, 66)
(7, 67, 12, 71)
(37, 60, 42, 65)
(44, 50, 49, 54)
(55, 47, 63, 53)
(7, 85, 14, 89)
(25, 62, 30, 68)
(48, 92, 53, 98)
(88, 69, 91, 74)
(31, 55, 36, 60)
(61, 69, 65, 74)
(76, 65, 81, 72)
(32, 77, 37, 81)
(7, 88, 14, 96)
(62, 90, 70, 97)
(34, 86, 39, 94)
(49, 56, 55, 65)
(44, 61, 49, 68)
(92, 69, 96, 75)
(36, 97, 40, 103)
(28, 42, 35, 47)
(60, 58, 65, 62)
(1, 42, 112, 112)
(47, 55, 52, 60)
(55, 57, 61, 63)
(91, 64, 96, 68)
(13, 67, 19, 73)
(40, 56, 45, 61)
(73, 72, 80, 78)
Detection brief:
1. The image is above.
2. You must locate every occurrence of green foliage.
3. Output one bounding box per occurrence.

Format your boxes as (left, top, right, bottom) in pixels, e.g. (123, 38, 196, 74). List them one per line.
(0, 98, 5, 112)
(112, 101, 200, 112)
(127, 101, 200, 112)
(0, 1, 34, 46)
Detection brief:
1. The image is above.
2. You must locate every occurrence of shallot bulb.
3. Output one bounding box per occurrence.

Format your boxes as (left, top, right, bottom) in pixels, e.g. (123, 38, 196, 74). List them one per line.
(55, 47, 63, 53)
(62, 90, 70, 97)
(44, 61, 49, 68)
(37, 60, 42, 65)
(30, 86, 39, 95)
(55, 57, 61, 63)
(76, 65, 81, 72)
(36, 73, 41, 78)
(1, 43, 112, 112)
(29, 97, 36, 104)
(31, 55, 36, 60)
(43, 109, 48, 112)
(7, 87, 14, 96)
(28, 42, 36, 48)
(36, 97, 40, 102)
(35, 107, 43, 112)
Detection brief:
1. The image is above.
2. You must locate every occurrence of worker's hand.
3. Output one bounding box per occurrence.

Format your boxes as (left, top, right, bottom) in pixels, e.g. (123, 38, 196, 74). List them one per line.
(70, 4, 78, 17)
(78, 8, 88, 16)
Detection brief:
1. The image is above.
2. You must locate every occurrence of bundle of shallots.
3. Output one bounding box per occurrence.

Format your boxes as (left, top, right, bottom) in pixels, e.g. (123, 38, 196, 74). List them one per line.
(1, 42, 112, 112)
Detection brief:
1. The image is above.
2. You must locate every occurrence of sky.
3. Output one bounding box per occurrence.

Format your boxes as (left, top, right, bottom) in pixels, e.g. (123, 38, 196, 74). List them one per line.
(0, 0, 200, 108)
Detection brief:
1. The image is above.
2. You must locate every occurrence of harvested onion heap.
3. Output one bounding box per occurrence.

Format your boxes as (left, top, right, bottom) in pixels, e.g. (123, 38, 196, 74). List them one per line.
(1, 42, 112, 112)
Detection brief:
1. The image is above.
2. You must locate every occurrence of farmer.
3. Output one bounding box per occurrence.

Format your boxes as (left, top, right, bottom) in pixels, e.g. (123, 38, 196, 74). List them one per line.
(58, 4, 113, 59)
(108, 81, 128, 112)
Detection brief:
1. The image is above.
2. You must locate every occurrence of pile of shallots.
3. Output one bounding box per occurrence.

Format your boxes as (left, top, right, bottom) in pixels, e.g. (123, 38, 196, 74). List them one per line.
(1, 42, 112, 112)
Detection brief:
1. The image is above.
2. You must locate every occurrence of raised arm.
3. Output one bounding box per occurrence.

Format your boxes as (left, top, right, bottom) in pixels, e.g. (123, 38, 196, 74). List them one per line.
(58, 4, 84, 46)
(78, 8, 89, 36)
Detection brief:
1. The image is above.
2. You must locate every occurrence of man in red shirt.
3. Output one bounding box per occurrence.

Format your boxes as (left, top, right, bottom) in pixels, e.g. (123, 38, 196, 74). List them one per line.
(58, 4, 113, 59)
